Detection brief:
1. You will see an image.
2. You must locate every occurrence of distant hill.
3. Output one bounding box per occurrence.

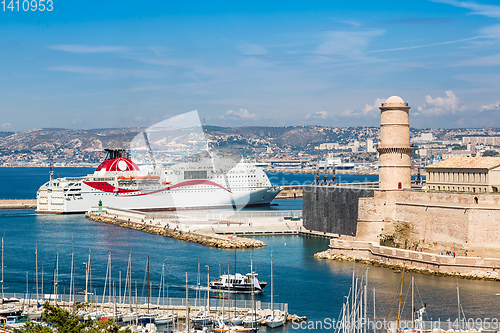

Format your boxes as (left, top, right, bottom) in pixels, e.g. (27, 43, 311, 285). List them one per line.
(0, 126, 380, 154)
(0, 128, 143, 153)
(0, 132, 14, 138)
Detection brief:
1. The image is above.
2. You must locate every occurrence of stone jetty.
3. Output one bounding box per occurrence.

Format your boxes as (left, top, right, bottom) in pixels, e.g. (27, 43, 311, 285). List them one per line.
(87, 213, 267, 249)
(0, 199, 36, 209)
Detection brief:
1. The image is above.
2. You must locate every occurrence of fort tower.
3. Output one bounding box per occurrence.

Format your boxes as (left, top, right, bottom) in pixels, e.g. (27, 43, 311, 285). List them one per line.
(377, 96, 413, 190)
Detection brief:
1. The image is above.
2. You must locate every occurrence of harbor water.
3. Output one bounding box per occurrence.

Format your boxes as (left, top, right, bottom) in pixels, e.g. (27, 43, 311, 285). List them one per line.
(0, 168, 498, 332)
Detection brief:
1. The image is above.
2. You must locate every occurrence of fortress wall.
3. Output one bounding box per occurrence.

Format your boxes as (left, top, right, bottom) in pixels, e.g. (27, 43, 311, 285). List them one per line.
(319, 239, 500, 279)
(355, 189, 500, 257)
(302, 186, 374, 235)
(355, 197, 388, 242)
(467, 209, 500, 254)
(376, 189, 500, 205)
(395, 203, 469, 245)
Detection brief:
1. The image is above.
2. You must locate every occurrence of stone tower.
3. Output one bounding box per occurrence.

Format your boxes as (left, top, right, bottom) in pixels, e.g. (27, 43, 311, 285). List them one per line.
(377, 96, 413, 190)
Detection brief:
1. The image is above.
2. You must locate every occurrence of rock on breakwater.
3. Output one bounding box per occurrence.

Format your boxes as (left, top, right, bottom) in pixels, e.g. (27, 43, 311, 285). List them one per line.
(87, 213, 267, 249)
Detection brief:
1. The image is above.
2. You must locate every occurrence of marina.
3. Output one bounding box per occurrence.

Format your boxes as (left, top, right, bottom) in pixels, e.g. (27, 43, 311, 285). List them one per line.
(0, 207, 499, 332)
(0, 169, 499, 331)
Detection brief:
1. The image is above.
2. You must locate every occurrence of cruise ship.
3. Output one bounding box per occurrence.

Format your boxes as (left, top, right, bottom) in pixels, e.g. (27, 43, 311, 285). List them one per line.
(36, 149, 281, 214)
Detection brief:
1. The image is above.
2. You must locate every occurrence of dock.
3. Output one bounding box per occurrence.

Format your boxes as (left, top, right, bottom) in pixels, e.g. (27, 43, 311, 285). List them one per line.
(87, 206, 340, 247)
(4, 293, 291, 326)
(0, 199, 36, 210)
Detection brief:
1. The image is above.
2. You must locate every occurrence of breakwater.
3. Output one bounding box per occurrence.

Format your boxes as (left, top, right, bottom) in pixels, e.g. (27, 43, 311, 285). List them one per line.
(316, 238, 500, 281)
(87, 212, 267, 249)
(0, 199, 36, 209)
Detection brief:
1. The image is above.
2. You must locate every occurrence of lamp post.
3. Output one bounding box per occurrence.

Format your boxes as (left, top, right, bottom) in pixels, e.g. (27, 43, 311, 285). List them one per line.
(83, 262, 88, 302)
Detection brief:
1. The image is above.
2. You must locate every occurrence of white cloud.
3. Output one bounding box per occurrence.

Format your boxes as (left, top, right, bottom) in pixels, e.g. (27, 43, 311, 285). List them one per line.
(362, 98, 385, 115)
(133, 116, 148, 122)
(339, 98, 384, 117)
(127, 86, 166, 92)
(71, 119, 82, 125)
(220, 108, 258, 120)
(315, 30, 385, 58)
(304, 111, 328, 120)
(48, 66, 158, 79)
(235, 43, 268, 55)
(479, 101, 500, 112)
(432, 0, 500, 19)
(1, 123, 11, 129)
(416, 90, 467, 116)
(47, 45, 129, 53)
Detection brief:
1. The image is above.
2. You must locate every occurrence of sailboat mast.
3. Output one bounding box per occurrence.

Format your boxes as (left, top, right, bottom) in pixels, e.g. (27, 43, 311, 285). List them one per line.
(2, 236, 4, 302)
(271, 253, 274, 313)
(397, 267, 405, 332)
(206, 265, 210, 312)
(36, 247, 38, 304)
(251, 254, 255, 329)
(196, 260, 200, 308)
(185, 273, 189, 333)
(55, 249, 59, 305)
(89, 246, 93, 306)
(70, 240, 74, 306)
(147, 255, 150, 314)
(412, 276, 414, 325)
(457, 284, 461, 332)
(364, 268, 368, 333)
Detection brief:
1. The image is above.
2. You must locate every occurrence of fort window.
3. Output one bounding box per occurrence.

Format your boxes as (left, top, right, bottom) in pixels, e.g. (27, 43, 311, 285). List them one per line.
(474, 196, 478, 204)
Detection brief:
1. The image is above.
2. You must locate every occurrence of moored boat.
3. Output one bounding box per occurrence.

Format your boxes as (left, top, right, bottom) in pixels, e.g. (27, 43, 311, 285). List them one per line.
(209, 273, 267, 294)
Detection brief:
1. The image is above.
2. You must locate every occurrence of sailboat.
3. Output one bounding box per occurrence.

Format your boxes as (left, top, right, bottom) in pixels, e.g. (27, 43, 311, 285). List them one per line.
(156, 261, 178, 326)
(192, 265, 213, 326)
(242, 256, 262, 328)
(0, 238, 22, 317)
(265, 254, 284, 329)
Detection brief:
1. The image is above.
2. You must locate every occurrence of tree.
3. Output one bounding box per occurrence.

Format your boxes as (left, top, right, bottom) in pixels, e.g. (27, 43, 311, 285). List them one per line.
(483, 150, 499, 157)
(13, 302, 130, 333)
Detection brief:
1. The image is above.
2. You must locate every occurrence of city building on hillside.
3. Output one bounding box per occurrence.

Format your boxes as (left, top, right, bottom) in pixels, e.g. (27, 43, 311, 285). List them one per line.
(426, 157, 500, 193)
(462, 136, 500, 146)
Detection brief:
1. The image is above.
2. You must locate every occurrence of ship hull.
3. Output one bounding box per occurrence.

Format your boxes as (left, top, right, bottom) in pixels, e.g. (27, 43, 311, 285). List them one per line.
(38, 185, 281, 214)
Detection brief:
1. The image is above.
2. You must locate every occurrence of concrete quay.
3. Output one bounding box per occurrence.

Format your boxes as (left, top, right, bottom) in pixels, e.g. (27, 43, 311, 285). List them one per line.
(87, 212, 267, 249)
(0, 199, 36, 209)
(86, 207, 306, 248)
(316, 238, 500, 281)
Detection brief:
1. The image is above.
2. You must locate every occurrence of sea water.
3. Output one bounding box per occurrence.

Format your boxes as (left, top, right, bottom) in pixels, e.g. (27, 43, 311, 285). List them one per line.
(0, 168, 496, 332)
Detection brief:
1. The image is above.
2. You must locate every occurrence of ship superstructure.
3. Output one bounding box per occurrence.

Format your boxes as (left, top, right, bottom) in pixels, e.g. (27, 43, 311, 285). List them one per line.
(36, 149, 281, 214)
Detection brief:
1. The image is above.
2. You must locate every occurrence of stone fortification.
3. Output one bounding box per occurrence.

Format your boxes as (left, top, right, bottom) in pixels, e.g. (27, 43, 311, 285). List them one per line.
(316, 239, 500, 281)
(356, 189, 500, 258)
(303, 186, 374, 235)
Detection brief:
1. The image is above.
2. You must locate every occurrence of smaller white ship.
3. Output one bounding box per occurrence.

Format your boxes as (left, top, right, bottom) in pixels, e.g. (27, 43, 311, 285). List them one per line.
(209, 272, 267, 293)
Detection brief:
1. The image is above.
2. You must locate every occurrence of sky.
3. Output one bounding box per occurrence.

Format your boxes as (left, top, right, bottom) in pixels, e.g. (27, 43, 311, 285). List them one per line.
(2, 0, 500, 131)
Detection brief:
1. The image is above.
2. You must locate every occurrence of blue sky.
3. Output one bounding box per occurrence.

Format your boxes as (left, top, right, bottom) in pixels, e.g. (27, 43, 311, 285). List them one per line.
(2, 0, 500, 131)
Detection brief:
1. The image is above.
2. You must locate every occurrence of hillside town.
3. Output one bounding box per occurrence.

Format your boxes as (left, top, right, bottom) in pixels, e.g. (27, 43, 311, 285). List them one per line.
(1, 126, 500, 172)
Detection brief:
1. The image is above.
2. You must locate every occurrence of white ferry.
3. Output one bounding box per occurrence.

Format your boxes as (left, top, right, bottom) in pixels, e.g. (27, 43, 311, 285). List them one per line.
(36, 149, 281, 214)
(209, 272, 267, 293)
